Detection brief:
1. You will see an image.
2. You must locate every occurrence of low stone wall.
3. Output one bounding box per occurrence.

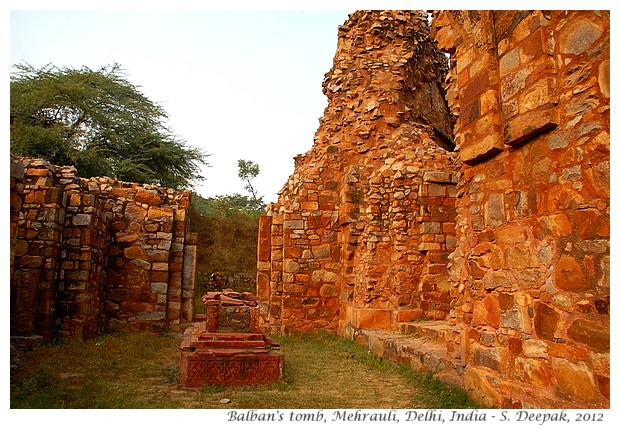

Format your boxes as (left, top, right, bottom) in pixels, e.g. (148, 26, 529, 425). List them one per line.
(10, 157, 198, 340)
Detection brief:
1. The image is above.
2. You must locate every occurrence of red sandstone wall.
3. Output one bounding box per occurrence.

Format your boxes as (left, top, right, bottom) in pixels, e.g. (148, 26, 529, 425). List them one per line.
(257, 10, 610, 409)
(10, 157, 198, 340)
(257, 11, 456, 333)
(432, 10, 610, 408)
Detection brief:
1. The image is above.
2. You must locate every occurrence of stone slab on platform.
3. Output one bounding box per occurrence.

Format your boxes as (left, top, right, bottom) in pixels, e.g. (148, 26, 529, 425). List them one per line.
(398, 320, 459, 344)
(179, 323, 284, 388)
(202, 288, 260, 333)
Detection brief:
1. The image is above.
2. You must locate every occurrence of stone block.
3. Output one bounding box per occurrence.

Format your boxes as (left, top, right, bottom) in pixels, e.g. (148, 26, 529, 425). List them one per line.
(484, 193, 506, 228)
(537, 214, 573, 238)
(558, 17, 603, 55)
(472, 294, 500, 328)
(494, 223, 527, 244)
(482, 270, 510, 291)
(423, 171, 453, 183)
(115, 232, 139, 243)
(472, 343, 508, 372)
(500, 307, 531, 333)
(311, 269, 339, 283)
(534, 302, 559, 340)
(511, 357, 552, 387)
(554, 254, 588, 292)
(283, 219, 304, 230)
(551, 358, 598, 402)
(148, 206, 174, 222)
(124, 204, 147, 220)
(598, 59, 610, 98)
(124, 246, 146, 259)
(283, 259, 299, 274)
(464, 367, 503, 408)
(504, 106, 559, 146)
(135, 189, 162, 206)
(460, 133, 504, 165)
(522, 338, 549, 359)
(151, 282, 168, 294)
(567, 319, 610, 352)
(353, 308, 391, 329)
(72, 214, 92, 226)
(312, 244, 332, 260)
(319, 284, 338, 297)
(396, 309, 423, 322)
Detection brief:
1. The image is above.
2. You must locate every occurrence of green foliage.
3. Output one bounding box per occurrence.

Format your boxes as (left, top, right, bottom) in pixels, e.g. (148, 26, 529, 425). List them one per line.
(237, 159, 261, 202)
(192, 193, 265, 218)
(10, 62, 208, 189)
(190, 194, 261, 305)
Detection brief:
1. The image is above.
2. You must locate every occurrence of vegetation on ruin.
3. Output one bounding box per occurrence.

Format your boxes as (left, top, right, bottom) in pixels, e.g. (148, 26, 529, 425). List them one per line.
(10, 331, 479, 409)
(190, 158, 266, 306)
(190, 194, 260, 299)
(10, 63, 208, 189)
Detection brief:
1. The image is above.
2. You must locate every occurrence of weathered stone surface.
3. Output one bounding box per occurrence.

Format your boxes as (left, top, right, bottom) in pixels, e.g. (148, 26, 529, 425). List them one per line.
(511, 357, 551, 387)
(534, 302, 560, 340)
(472, 294, 500, 328)
(11, 156, 195, 341)
(464, 367, 503, 409)
(567, 319, 610, 351)
(522, 339, 549, 358)
(472, 343, 508, 371)
(554, 254, 588, 291)
(254, 9, 609, 410)
(135, 189, 162, 206)
(559, 18, 603, 55)
(551, 358, 598, 402)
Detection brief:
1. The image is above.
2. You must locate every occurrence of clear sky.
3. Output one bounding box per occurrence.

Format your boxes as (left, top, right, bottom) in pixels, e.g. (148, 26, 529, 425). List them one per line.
(5, 0, 613, 205)
(9, 5, 354, 203)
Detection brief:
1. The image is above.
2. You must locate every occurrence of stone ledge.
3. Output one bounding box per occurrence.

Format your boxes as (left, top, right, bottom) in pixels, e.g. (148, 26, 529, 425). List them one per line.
(350, 327, 464, 389)
(399, 320, 459, 344)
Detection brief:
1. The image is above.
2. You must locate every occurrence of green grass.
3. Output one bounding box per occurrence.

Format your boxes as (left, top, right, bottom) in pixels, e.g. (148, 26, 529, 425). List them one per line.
(11, 331, 480, 409)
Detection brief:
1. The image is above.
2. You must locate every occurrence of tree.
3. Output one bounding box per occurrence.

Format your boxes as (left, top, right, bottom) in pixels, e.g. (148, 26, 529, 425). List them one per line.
(237, 159, 260, 202)
(10, 63, 208, 189)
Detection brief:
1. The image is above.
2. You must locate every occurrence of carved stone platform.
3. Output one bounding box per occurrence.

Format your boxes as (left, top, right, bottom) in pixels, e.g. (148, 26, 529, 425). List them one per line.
(179, 323, 284, 387)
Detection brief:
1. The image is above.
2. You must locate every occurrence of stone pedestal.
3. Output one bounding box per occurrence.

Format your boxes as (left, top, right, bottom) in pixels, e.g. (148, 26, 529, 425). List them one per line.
(179, 326, 283, 387)
(178, 289, 284, 387)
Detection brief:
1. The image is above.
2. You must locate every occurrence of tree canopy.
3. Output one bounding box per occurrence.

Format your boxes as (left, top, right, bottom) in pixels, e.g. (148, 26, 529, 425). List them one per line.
(10, 63, 208, 189)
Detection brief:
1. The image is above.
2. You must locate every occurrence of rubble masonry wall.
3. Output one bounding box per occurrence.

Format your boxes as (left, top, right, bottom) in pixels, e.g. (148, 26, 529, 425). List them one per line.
(10, 157, 197, 340)
(257, 10, 610, 408)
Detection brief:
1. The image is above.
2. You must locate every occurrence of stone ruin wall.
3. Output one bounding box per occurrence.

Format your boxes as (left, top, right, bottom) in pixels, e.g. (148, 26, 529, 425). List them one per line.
(257, 10, 610, 408)
(432, 10, 610, 408)
(257, 10, 458, 333)
(10, 157, 198, 341)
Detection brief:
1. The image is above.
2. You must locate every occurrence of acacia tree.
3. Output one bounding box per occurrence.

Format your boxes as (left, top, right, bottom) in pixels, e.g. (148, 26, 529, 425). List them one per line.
(10, 63, 208, 189)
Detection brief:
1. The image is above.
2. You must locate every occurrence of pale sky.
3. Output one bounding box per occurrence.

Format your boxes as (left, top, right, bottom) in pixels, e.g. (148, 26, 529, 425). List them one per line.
(9, 5, 355, 203)
(6, 0, 599, 204)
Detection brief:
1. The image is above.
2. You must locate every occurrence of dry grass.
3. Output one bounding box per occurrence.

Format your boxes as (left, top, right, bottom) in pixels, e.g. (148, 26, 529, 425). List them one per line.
(10, 330, 479, 409)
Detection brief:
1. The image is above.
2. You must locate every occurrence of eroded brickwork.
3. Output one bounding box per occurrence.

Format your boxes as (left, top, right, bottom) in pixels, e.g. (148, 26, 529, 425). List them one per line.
(257, 10, 457, 333)
(257, 10, 610, 408)
(10, 157, 197, 340)
(432, 9, 610, 408)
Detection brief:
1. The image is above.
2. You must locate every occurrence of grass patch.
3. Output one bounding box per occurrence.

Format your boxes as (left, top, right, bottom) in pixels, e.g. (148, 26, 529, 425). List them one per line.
(11, 331, 480, 409)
